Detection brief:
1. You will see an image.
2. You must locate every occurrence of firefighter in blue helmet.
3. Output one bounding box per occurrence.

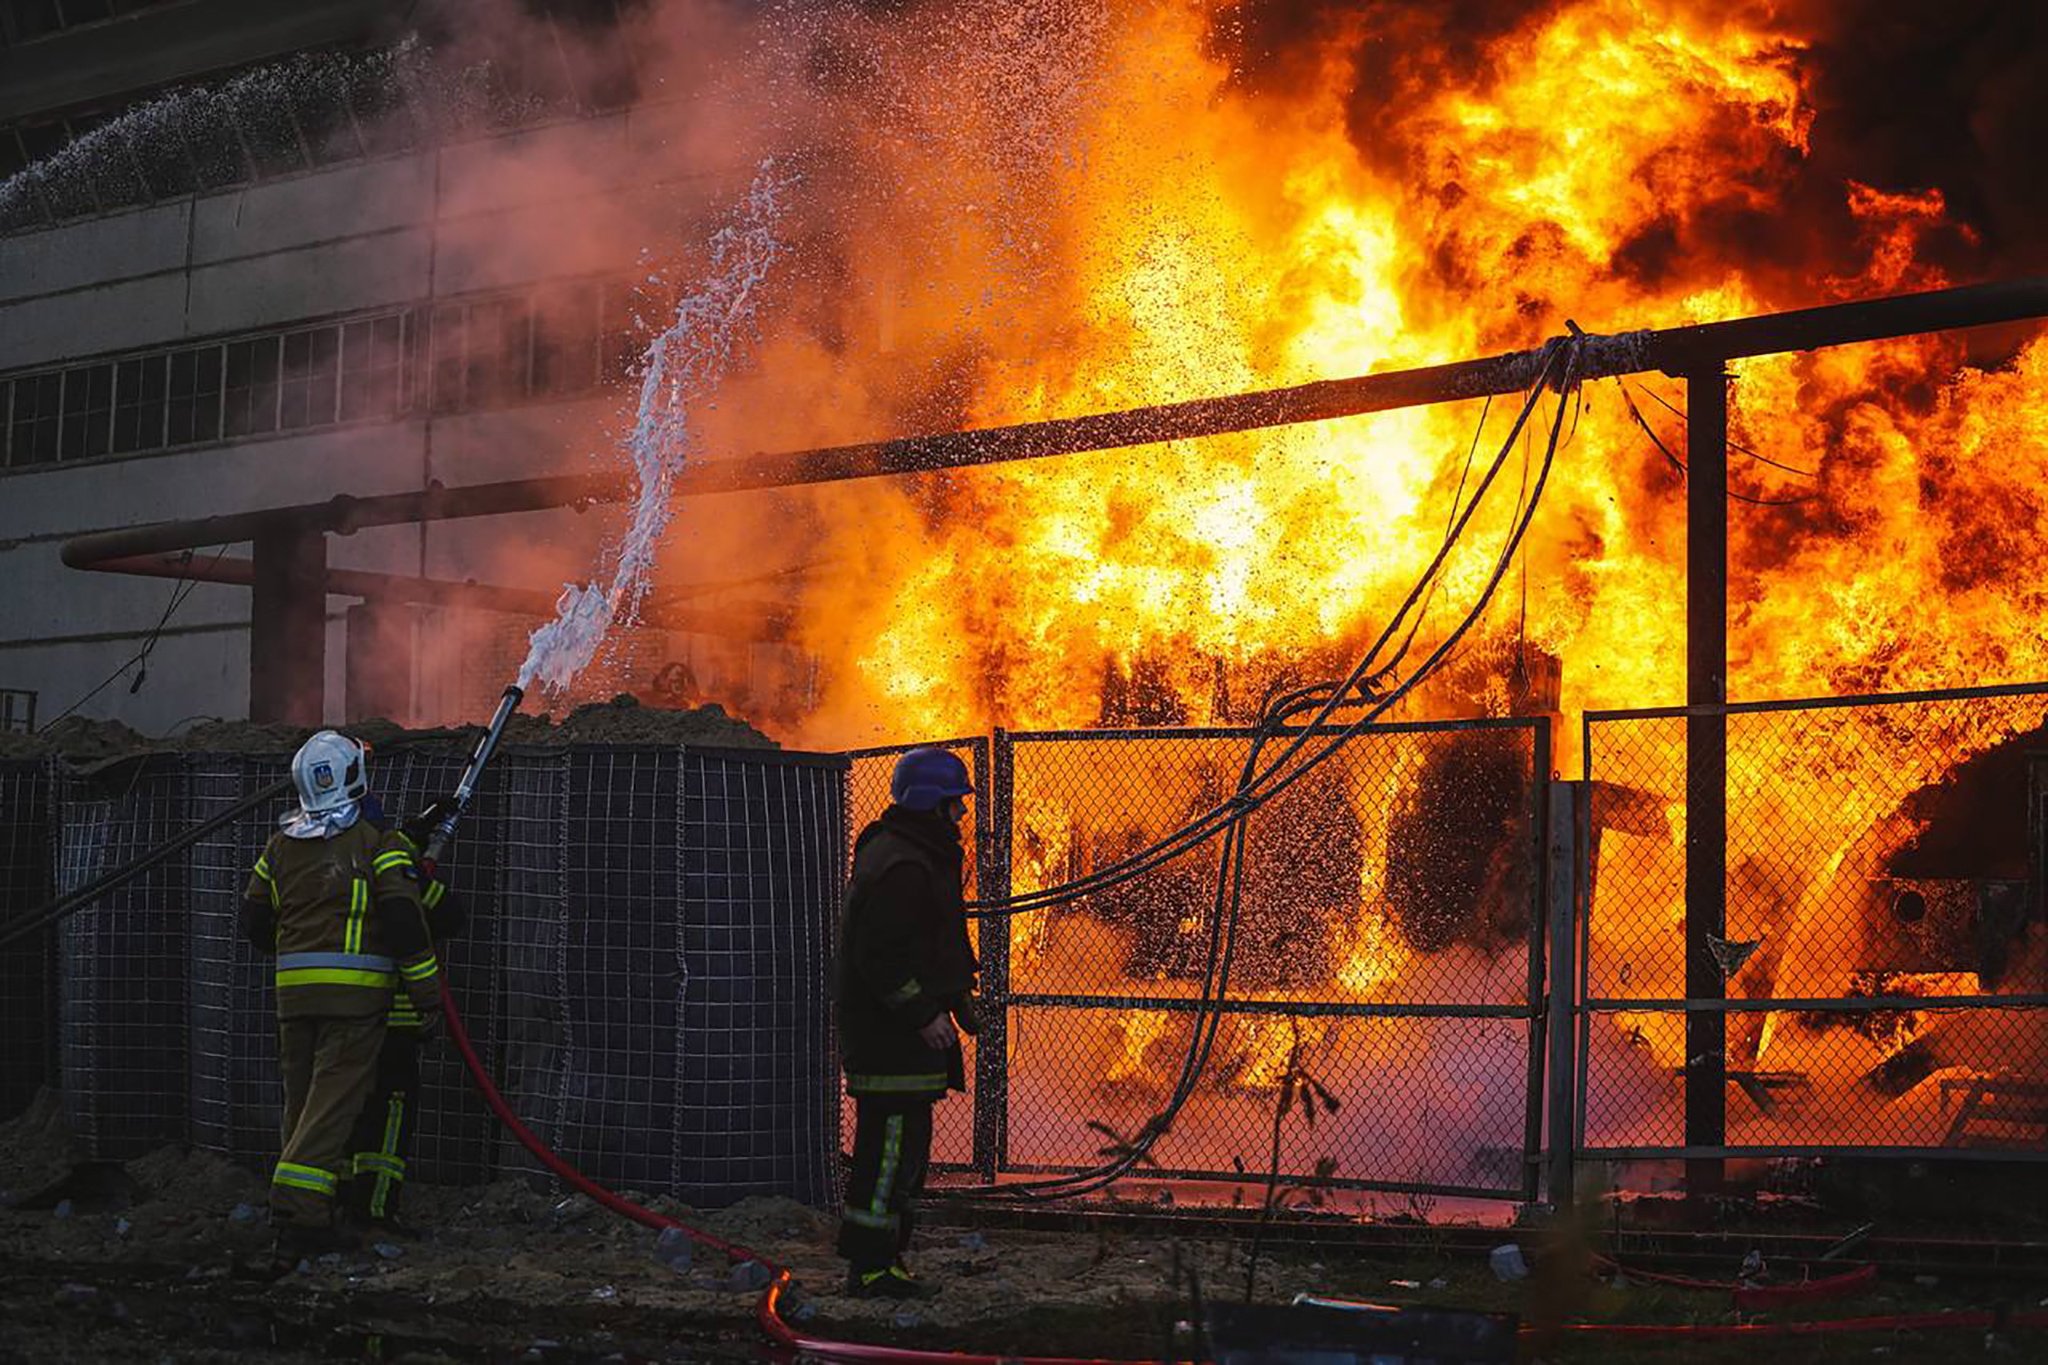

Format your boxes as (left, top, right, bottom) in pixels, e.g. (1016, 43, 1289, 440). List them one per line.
(835, 748, 979, 1299)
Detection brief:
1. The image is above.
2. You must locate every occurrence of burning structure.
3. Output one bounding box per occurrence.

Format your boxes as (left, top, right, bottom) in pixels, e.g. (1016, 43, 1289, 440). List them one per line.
(6, 1, 2048, 1203)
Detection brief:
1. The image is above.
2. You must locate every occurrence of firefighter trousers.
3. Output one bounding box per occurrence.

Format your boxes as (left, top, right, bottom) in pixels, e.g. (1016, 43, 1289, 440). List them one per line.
(273, 1015, 386, 1229)
(345, 1028, 421, 1223)
(836, 1093, 936, 1274)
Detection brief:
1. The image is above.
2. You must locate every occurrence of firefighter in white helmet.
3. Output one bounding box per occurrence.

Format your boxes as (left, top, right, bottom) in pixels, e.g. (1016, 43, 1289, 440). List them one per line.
(239, 731, 441, 1258)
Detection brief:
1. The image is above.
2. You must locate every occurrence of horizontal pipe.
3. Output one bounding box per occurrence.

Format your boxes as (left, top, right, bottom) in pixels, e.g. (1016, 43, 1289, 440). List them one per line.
(90, 552, 792, 641)
(59, 276, 2048, 572)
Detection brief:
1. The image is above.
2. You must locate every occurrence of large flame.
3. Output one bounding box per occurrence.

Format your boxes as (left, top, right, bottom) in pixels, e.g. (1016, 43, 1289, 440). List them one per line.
(648, 1, 2048, 1145)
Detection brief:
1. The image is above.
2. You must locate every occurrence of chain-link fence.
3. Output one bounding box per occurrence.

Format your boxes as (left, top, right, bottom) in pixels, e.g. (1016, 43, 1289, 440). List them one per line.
(847, 723, 1552, 1199)
(1582, 682, 2048, 1159)
(997, 721, 1551, 1200)
(845, 740, 991, 1175)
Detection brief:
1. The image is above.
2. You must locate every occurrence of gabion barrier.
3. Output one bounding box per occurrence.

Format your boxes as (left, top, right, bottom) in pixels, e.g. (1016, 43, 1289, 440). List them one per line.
(35, 744, 845, 1207)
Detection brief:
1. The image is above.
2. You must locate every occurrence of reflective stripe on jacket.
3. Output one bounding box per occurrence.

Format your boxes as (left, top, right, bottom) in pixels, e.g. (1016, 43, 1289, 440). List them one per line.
(244, 823, 436, 1020)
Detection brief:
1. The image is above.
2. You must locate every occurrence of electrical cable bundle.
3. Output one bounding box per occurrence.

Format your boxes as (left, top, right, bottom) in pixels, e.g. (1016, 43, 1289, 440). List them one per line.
(953, 335, 1588, 1201)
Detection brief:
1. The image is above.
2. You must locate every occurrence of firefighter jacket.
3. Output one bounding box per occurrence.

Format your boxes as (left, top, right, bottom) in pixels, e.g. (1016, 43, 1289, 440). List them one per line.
(386, 828, 464, 1034)
(241, 821, 441, 1022)
(836, 805, 979, 1098)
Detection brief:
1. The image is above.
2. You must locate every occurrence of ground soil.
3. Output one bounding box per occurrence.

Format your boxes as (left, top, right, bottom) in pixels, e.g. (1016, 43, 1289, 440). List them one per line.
(3, 1095, 2044, 1365)
(0, 696, 777, 764)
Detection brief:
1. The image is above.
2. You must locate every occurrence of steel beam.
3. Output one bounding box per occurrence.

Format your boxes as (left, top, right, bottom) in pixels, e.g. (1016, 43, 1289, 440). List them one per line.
(249, 527, 326, 725)
(1684, 364, 1730, 1197)
(61, 276, 2048, 580)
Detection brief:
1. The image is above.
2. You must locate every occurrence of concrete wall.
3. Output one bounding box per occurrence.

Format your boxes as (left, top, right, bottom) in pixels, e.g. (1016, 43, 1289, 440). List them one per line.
(0, 106, 730, 734)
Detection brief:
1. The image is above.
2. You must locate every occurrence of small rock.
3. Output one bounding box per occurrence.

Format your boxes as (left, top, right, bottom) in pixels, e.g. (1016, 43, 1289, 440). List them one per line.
(114, 1218, 133, 1238)
(1428, 1277, 1449, 1290)
(891, 1309, 922, 1330)
(653, 1226, 693, 1272)
(791, 1301, 819, 1323)
(372, 1241, 403, 1261)
(957, 1232, 987, 1252)
(54, 1282, 97, 1306)
(1489, 1244, 1530, 1282)
(229, 1203, 259, 1224)
(1913, 1275, 1939, 1287)
(316, 1252, 342, 1269)
(1389, 1279, 1421, 1289)
(53, 1199, 73, 1220)
(589, 1284, 617, 1301)
(726, 1260, 771, 1293)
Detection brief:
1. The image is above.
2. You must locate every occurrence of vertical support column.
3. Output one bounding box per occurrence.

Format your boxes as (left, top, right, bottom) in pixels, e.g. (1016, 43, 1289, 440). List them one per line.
(1544, 779, 1581, 1209)
(971, 730, 1013, 1183)
(249, 528, 326, 726)
(1684, 363, 1730, 1195)
(1521, 720, 1555, 1204)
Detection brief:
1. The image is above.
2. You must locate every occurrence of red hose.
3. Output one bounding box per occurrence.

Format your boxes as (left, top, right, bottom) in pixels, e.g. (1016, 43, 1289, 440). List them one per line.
(440, 982, 2046, 1359)
(439, 979, 1160, 1365)
(1549, 1309, 2048, 1339)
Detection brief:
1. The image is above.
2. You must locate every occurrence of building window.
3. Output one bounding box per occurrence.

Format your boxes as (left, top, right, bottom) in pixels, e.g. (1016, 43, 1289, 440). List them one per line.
(278, 326, 339, 430)
(532, 283, 601, 397)
(339, 313, 408, 422)
(166, 345, 223, 446)
(6, 371, 61, 466)
(58, 363, 113, 461)
(0, 687, 33, 734)
(111, 352, 168, 453)
(223, 335, 281, 437)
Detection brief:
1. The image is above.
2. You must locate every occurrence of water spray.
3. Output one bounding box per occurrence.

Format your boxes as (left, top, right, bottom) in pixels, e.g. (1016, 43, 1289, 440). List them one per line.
(424, 683, 524, 865)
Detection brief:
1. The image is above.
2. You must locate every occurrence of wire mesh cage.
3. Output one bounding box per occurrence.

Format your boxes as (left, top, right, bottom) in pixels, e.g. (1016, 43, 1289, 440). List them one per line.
(0, 759, 56, 1121)
(34, 740, 846, 1207)
(56, 755, 194, 1157)
(1581, 684, 2048, 1157)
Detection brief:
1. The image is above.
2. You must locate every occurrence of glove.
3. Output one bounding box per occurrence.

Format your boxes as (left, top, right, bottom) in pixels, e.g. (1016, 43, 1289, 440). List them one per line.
(952, 993, 982, 1037)
(404, 800, 453, 857)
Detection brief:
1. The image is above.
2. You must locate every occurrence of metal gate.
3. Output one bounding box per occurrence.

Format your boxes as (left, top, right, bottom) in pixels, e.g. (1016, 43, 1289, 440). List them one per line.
(1580, 682, 2048, 1165)
(849, 719, 1553, 1200)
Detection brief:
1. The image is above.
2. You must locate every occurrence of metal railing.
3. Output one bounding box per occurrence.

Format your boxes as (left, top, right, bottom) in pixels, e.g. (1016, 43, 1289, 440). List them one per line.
(1580, 682, 2048, 1163)
(849, 719, 1554, 1200)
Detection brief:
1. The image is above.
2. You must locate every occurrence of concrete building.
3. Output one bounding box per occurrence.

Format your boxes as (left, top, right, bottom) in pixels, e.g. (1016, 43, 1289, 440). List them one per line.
(0, 0, 806, 734)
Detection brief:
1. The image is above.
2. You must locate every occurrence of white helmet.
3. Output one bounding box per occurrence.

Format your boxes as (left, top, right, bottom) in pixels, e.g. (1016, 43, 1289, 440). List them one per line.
(291, 730, 370, 815)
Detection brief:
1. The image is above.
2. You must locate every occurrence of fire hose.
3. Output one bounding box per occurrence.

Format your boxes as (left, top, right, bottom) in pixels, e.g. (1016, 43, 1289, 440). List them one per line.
(441, 975, 2048, 1359)
(424, 673, 2048, 1358)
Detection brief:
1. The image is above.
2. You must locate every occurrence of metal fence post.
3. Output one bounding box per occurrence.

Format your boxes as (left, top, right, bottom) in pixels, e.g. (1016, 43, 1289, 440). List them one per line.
(971, 730, 1013, 1182)
(1684, 364, 1730, 1195)
(1521, 720, 1554, 1204)
(1545, 779, 1582, 1209)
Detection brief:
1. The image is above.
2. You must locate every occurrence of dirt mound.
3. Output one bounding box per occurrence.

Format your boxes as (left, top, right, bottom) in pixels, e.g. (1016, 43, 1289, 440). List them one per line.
(0, 717, 150, 762)
(521, 695, 778, 749)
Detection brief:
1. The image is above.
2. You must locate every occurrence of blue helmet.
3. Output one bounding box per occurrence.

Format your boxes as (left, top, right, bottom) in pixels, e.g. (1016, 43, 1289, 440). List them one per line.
(890, 748, 975, 812)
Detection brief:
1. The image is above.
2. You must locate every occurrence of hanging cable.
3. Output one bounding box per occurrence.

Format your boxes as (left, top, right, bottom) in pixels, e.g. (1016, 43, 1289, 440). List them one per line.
(957, 341, 1585, 1199)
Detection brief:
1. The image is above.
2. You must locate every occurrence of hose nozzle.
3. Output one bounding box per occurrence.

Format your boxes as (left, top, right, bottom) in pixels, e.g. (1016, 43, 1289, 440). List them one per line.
(426, 683, 525, 864)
